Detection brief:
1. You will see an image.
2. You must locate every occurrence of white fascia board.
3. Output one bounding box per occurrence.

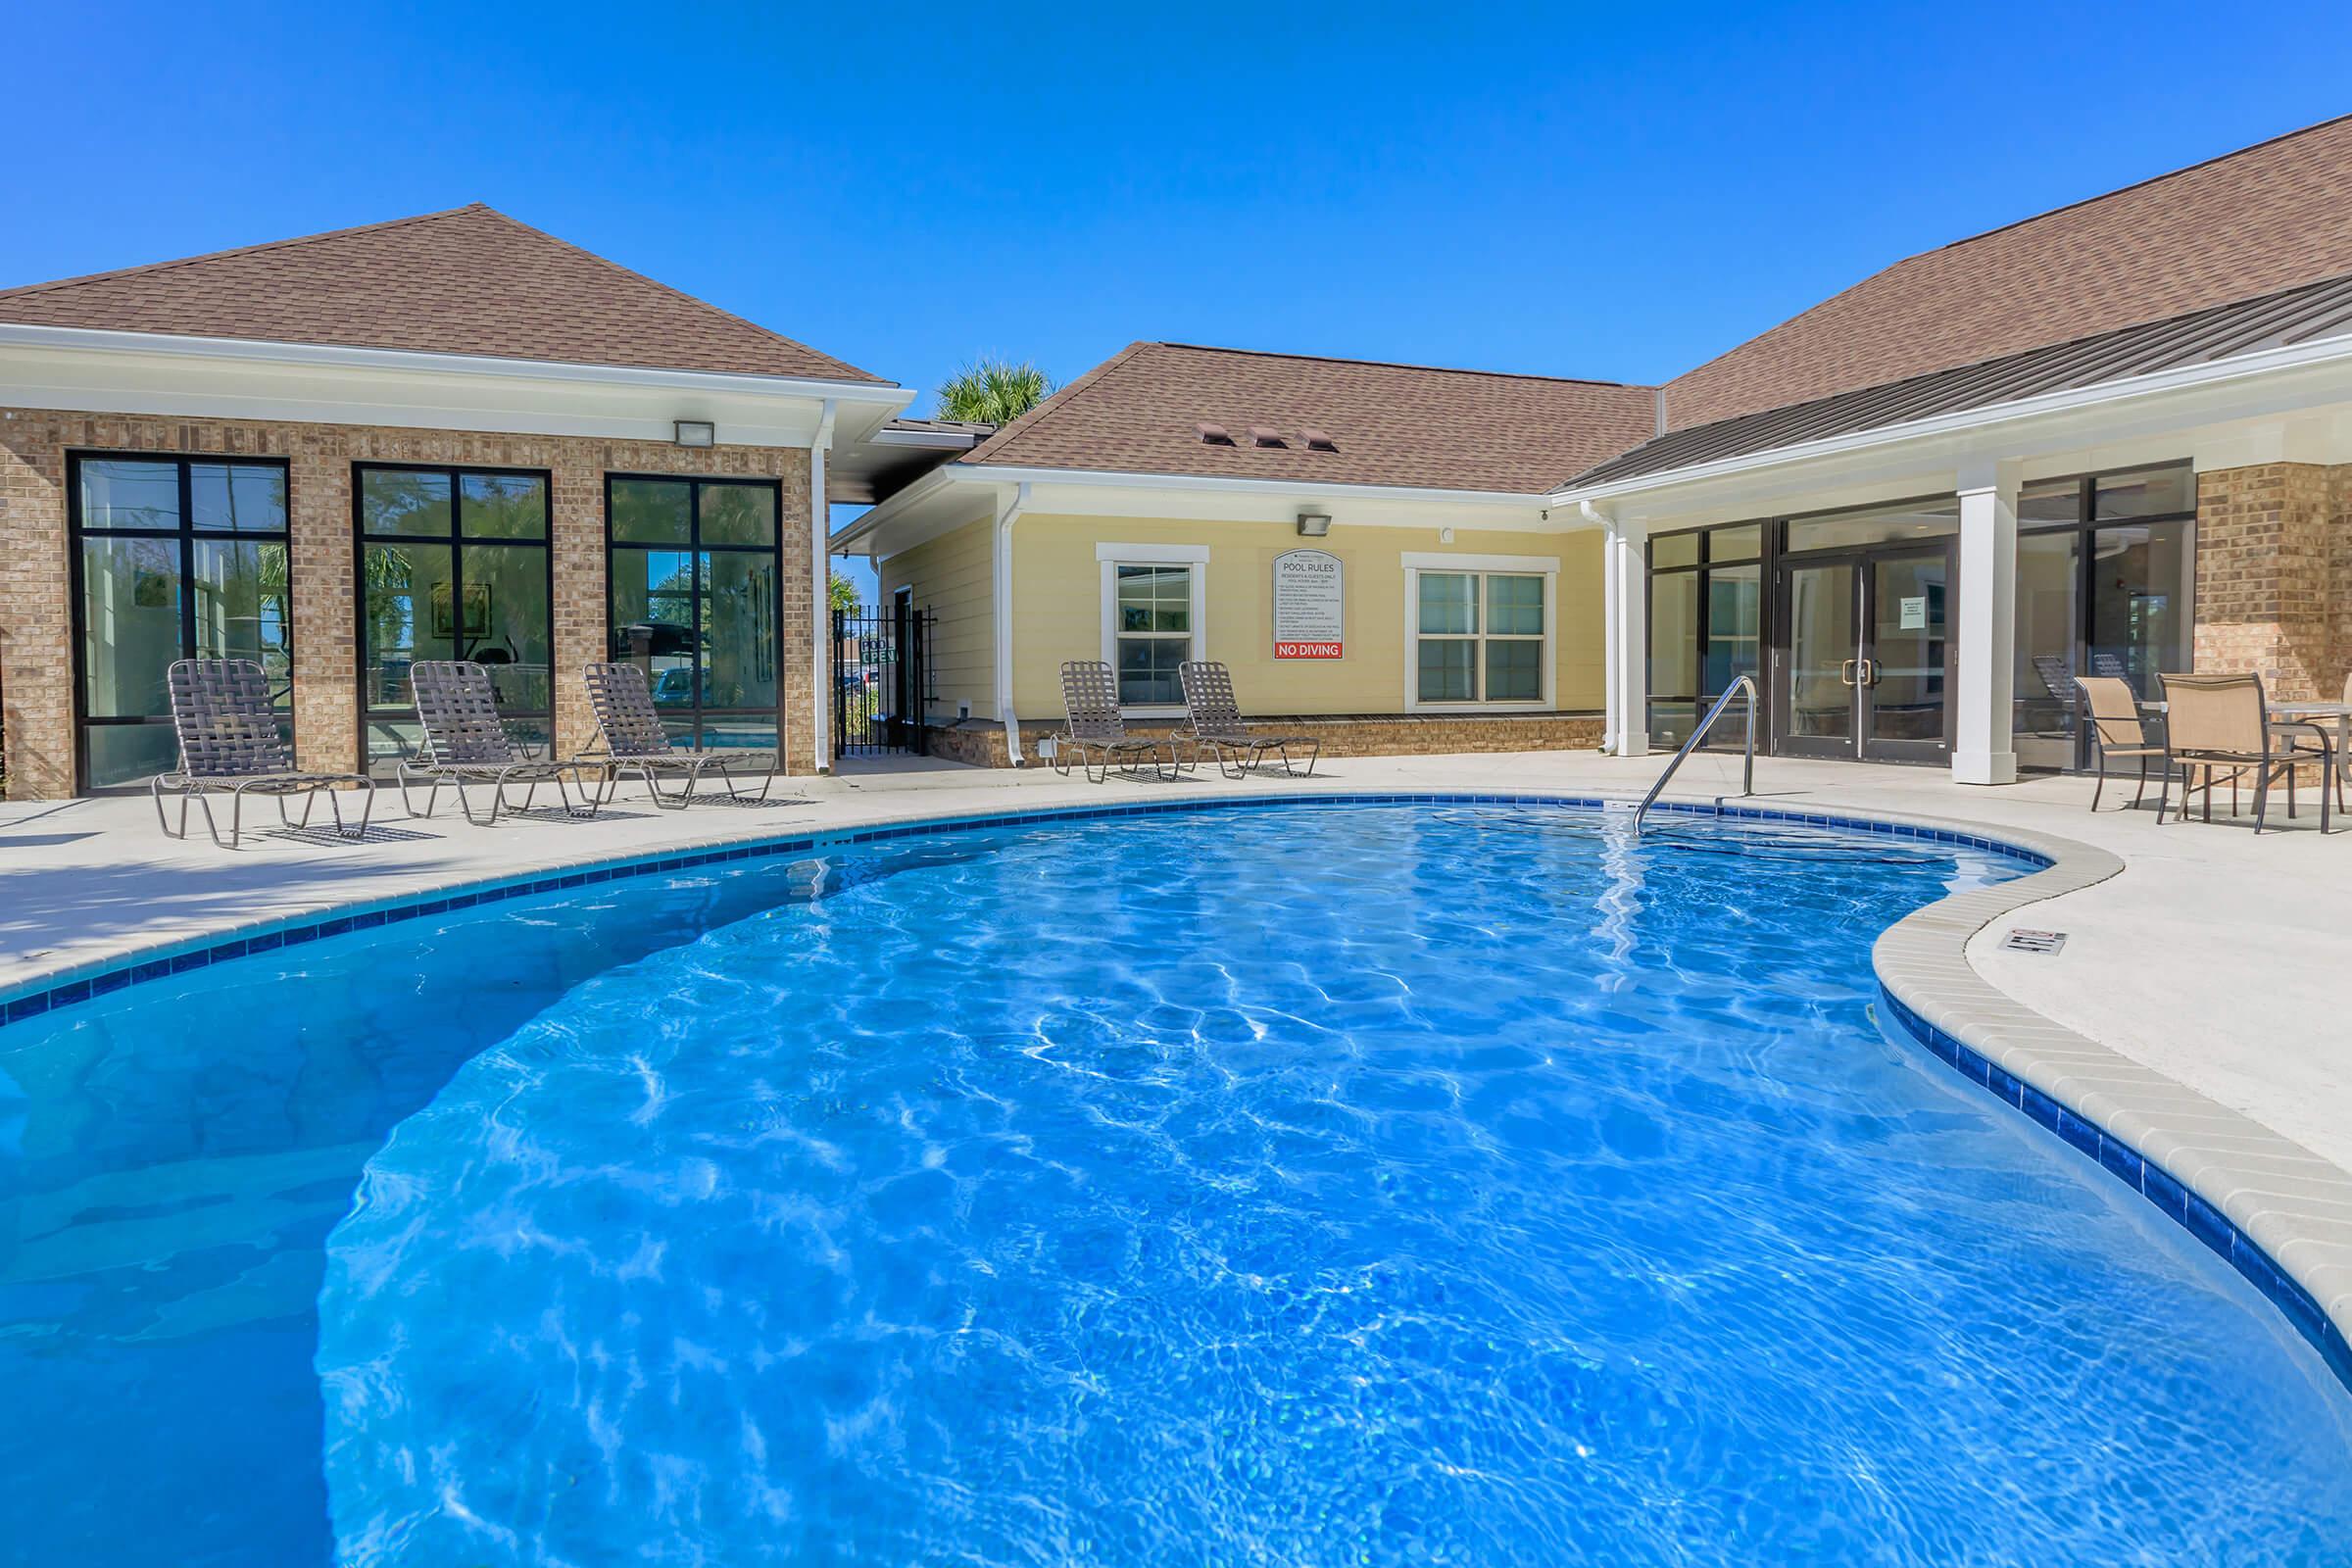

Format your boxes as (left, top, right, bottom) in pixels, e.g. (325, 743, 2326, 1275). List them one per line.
(0, 323, 914, 447)
(1548, 328, 2352, 508)
(834, 463, 1574, 562)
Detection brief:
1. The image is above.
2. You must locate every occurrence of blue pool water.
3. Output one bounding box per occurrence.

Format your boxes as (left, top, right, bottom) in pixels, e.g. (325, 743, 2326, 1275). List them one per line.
(1, 803, 2347, 1566)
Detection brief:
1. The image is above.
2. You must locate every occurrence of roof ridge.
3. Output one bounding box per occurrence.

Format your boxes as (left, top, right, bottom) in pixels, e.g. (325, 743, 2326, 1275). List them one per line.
(1930, 111, 2352, 256)
(470, 207, 889, 385)
(1152, 339, 1645, 389)
(962, 341, 1157, 466)
(0, 203, 492, 302)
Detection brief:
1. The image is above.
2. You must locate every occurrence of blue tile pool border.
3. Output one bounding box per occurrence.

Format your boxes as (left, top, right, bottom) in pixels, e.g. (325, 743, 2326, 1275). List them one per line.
(1877, 985, 2352, 1393)
(0, 791, 2044, 1026)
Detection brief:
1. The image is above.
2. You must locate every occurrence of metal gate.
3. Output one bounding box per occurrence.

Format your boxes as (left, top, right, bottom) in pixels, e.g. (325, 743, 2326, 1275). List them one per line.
(832, 602, 929, 759)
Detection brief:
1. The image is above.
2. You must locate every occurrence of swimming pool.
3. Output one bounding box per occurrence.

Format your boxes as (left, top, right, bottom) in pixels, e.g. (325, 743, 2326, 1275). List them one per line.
(2, 801, 2346, 1565)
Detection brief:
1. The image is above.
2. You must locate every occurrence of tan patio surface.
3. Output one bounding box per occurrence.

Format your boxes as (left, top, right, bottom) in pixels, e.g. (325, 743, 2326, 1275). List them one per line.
(2, 747, 2346, 1183)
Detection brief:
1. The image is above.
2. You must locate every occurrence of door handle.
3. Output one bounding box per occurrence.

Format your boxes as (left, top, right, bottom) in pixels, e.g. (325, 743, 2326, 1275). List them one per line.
(1858, 658, 1878, 687)
(1840, 658, 1859, 687)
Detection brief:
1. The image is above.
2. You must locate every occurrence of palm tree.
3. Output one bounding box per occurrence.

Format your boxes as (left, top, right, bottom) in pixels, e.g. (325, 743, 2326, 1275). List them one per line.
(934, 357, 1054, 425)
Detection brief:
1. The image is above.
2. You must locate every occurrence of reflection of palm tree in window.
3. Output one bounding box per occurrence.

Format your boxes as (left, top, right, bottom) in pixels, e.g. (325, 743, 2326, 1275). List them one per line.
(360, 549, 419, 704)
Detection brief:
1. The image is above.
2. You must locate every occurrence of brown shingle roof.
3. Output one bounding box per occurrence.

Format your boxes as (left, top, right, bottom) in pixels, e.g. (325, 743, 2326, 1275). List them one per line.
(1662, 114, 2352, 430)
(0, 203, 887, 383)
(962, 342, 1657, 494)
(1572, 269, 2352, 488)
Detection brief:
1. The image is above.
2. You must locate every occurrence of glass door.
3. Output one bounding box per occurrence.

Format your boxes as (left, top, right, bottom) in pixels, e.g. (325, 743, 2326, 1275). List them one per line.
(1774, 545, 1953, 763)
(1858, 548, 1952, 764)
(1779, 560, 1857, 759)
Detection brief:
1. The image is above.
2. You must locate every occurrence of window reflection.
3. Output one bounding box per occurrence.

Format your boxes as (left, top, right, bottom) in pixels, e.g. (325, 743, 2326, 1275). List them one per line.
(356, 466, 552, 771)
(72, 455, 291, 789)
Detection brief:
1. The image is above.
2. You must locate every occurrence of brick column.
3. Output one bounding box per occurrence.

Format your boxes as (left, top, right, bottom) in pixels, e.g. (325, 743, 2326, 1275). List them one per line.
(776, 449, 817, 776)
(2192, 464, 2333, 699)
(287, 432, 359, 773)
(549, 453, 608, 760)
(0, 414, 74, 799)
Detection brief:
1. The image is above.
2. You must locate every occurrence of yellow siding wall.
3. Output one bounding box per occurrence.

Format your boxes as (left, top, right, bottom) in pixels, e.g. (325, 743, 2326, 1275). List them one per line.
(1005, 514, 1604, 718)
(879, 513, 997, 719)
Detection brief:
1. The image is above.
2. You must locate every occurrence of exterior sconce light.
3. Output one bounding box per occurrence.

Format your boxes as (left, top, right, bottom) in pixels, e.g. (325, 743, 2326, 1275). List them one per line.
(673, 420, 716, 449)
(1297, 512, 1332, 538)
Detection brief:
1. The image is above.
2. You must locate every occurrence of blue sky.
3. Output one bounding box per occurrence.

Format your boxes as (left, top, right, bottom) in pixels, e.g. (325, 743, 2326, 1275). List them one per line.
(10, 2, 2352, 404)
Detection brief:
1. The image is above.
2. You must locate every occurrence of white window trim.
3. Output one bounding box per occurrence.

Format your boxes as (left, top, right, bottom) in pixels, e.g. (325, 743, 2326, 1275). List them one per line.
(1099, 543, 1209, 715)
(1403, 557, 1558, 713)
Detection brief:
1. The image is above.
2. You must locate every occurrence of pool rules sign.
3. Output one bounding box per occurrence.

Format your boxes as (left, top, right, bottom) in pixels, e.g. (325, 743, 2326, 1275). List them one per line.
(1272, 549, 1344, 658)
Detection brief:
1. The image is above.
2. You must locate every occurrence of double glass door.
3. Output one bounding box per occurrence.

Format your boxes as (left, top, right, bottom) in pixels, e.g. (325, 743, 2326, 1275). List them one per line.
(1778, 544, 1952, 763)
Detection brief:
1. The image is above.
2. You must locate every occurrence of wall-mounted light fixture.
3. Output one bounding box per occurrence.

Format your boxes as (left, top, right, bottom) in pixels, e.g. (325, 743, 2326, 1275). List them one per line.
(673, 419, 716, 449)
(1297, 511, 1332, 538)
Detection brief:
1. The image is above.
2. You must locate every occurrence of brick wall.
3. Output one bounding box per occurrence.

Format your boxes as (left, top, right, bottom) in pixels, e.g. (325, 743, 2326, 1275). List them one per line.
(912, 711, 1605, 769)
(2192, 462, 2342, 699)
(0, 408, 816, 799)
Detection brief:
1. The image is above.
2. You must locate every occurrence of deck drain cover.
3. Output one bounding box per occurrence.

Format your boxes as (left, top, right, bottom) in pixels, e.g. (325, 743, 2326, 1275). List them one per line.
(2002, 928, 2067, 955)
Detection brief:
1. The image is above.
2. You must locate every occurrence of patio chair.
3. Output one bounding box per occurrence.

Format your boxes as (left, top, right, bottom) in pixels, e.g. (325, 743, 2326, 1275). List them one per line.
(400, 661, 602, 826)
(1178, 662, 1320, 778)
(2074, 675, 2168, 812)
(1050, 661, 1181, 783)
(2156, 671, 2329, 834)
(152, 659, 375, 850)
(581, 662, 777, 809)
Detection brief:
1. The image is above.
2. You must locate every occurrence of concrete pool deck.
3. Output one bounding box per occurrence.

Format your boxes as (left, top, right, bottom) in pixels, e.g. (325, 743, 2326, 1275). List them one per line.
(5, 749, 2350, 1365)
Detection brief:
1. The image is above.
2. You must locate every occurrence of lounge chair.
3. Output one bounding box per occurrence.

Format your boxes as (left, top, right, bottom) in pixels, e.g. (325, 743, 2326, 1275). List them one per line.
(152, 658, 375, 849)
(399, 661, 601, 826)
(2157, 670, 2329, 834)
(2074, 675, 2167, 812)
(1050, 661, 1181, 782)
(581, 662, 777, 809)
(1178, 661, 1320, 778)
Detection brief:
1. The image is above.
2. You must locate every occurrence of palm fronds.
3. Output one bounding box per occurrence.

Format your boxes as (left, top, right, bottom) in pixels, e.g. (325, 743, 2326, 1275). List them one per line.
(933, 357, 1054, 426)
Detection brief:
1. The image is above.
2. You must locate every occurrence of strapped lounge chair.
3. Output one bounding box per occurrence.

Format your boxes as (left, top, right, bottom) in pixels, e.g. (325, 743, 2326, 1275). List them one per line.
(2074, 675, 2168, 812)
(2157, 670, 2330, 834)
(1051, 661, 1182, 783)
(1178, 661, 1320, 778)
(581, 662, 778, 809)
(153, 658, 375, 849)
(400, 661, 601, 826)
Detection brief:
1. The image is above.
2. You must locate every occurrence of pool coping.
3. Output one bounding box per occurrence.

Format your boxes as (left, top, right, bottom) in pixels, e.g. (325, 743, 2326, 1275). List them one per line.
(8, 787, 2349, 1391)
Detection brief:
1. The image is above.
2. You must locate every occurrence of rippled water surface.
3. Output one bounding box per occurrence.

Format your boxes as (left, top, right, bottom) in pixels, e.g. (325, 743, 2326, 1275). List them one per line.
(3, 804, 2349, 1566)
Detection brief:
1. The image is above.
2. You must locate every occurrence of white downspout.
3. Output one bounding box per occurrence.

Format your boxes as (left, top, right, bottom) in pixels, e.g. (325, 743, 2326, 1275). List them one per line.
(994, 481, 1031, 764)
(809, 399, 838, 774)
(1582, 500, 1624, 756)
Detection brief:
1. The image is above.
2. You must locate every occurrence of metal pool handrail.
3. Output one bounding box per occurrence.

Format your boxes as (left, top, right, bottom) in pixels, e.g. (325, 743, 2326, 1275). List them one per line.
(1633, 674, 1757, 835)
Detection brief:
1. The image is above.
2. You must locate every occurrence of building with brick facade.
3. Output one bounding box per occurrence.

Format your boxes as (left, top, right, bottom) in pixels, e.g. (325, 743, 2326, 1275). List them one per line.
(0, 204, 922, 799)
(839, 115, 2352, 784)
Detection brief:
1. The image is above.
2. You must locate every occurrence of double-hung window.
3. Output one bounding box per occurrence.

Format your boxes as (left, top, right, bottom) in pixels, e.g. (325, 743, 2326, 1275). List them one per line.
(1405, 555, 1555, 709)
(1098, 543, 1207, 710)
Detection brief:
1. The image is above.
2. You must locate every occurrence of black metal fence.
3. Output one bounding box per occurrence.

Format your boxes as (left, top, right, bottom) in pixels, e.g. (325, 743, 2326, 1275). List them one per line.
(832, 604, 929, 759)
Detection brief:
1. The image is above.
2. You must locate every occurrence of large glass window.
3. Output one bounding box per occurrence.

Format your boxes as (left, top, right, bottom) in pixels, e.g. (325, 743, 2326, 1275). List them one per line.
(357, 466, 553, 771)
(1646, 523, 1761, 747)
(2011, 464, 2195, 770)
(71, 454, 292, 789)
(1412, 569, 1548, 706)
(607, 476, 782, 750)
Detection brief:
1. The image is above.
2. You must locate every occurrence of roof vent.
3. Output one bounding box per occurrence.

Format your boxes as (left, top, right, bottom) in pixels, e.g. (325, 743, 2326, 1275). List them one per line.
(1250, 425, 1286, 448)
(1198, 421, 1236, 446)
(1301, 427, 1338, 452)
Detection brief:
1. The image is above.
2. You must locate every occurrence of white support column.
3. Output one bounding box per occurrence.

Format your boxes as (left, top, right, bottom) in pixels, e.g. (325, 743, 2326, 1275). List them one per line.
(1953, 460, 2020, 785)
(1598, 509, 1649, 758)
(809, 399, 838, 775)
